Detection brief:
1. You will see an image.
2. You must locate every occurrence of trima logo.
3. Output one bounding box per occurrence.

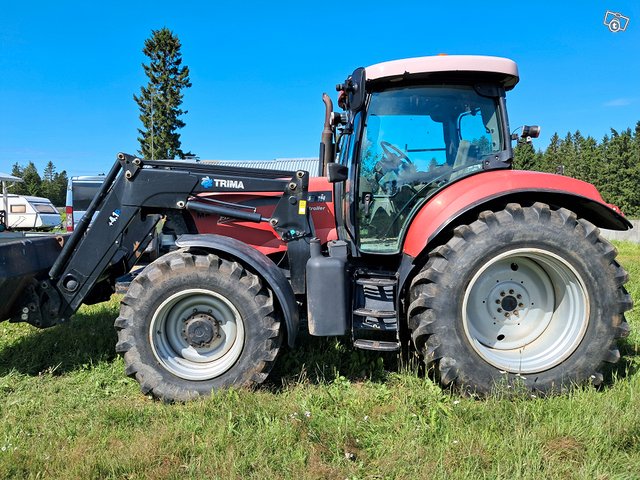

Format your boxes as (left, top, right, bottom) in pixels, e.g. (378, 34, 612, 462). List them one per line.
(201, 176, 245, 189)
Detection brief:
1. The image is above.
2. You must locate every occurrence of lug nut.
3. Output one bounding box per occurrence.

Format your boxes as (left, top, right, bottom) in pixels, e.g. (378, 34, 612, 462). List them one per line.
(509, 289, 514, 294)
(497, 308, 503, 313)
(517, 294, 522, 299)
(519, 303, 524, 308)
(500, 291, 505, 297)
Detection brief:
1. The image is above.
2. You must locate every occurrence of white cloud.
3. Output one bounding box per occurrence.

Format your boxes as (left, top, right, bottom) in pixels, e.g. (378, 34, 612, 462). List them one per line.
(603, 98, 633, 107)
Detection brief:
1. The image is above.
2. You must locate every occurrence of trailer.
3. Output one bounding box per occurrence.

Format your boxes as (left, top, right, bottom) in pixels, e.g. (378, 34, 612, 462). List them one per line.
(0, 55, 633, 401)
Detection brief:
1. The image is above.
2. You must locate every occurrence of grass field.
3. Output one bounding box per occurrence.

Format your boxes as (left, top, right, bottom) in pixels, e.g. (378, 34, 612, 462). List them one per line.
(1, 242, 639, 479)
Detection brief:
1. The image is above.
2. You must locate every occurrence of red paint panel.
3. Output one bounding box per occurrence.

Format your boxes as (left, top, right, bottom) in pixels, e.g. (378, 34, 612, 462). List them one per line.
(190, 177, 336, 256)
(403, 170, 609, 258)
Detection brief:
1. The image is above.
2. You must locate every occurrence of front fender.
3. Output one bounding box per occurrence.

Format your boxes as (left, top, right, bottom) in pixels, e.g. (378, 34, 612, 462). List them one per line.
(175, 234, 299, 347)
(403, 170, 631, 258)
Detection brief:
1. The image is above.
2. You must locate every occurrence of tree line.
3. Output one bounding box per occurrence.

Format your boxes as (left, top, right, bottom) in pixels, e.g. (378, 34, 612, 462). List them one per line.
(514, 122, 640, 218)
(9, 161, 68, 207)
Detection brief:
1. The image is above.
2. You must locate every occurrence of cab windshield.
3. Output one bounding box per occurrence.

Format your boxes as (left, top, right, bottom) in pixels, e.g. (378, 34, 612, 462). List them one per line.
(358, 85, 504, 254)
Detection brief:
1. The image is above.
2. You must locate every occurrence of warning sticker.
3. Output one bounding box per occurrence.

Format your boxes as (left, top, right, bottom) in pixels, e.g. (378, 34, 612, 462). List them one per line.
(298, 200, 307, 215)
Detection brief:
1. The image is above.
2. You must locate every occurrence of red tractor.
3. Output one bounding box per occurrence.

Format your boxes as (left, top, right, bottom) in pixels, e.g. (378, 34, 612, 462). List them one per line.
(0, 55, 632, 401)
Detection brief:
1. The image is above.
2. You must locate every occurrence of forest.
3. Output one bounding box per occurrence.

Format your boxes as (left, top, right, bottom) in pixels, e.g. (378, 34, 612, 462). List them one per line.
(8, 161, 68, 207)
(514, 122, 640, 217)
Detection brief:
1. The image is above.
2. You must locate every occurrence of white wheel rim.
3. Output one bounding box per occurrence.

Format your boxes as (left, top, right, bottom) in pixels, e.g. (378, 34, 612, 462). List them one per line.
(462, 248, 589, 373)
(150, 288, 245, 381)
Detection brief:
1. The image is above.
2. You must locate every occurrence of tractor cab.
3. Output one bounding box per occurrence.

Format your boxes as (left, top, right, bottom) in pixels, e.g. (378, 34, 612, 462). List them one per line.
(324, 55, 521, 255)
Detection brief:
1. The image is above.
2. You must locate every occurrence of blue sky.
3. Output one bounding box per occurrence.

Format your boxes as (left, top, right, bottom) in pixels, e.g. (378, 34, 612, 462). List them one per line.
(1, 1, 638, 176)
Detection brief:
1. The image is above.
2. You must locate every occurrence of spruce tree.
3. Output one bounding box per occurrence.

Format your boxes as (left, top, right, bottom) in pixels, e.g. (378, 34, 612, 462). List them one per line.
(20, 162, 42, 197)
(52, 171, 68, 207)
(513, 142, 539, 170)
(134, 28, 193, 160)
(41, 161, 58, 203)
(540, 133, 561, 173)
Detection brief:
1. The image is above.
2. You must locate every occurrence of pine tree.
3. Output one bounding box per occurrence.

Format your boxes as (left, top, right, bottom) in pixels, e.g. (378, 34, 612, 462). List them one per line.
(513, 142, 541, 170)
(540, 133, 561, 173)
(41, 161, 58, 204)
(52, 170, 68, 206)
(574, 134, 600, 185)
(20, 162, 42, 197)
(134, 28, 193, 160)
(8, 163, 26, 195)
(557, 132, 577, 176)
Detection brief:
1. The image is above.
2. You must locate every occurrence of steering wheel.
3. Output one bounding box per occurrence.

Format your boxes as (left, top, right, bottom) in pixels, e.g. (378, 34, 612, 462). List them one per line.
(378, 162, 480, 238)
(380, 141, 412, 164)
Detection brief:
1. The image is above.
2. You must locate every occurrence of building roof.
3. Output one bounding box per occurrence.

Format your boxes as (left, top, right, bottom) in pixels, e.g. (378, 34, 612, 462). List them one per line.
(200, 158, 322, 177)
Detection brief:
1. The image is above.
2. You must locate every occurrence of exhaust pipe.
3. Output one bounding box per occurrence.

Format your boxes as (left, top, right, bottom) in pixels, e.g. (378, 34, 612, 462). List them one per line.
(320, 93, 335, 176)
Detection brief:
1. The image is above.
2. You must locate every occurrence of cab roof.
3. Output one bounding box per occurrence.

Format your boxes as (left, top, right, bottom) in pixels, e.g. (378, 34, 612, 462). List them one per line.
(365, 55, 519, 90)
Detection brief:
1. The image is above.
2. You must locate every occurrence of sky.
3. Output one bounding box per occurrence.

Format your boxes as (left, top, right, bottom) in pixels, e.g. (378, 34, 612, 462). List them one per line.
(1, 1, 639, 176)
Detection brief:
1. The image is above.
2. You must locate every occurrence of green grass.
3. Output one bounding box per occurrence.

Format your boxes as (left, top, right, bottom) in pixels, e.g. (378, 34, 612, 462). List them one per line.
(1, 242, 640, 479)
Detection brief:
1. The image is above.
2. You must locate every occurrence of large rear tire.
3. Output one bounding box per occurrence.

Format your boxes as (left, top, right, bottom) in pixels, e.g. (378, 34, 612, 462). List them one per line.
(115, 250, 281, 401)
(408, 203, 631, 395)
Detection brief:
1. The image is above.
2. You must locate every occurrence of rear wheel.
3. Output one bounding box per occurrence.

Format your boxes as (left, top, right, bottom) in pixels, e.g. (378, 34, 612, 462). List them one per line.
(115, 250, 281, 401)
(408, 203, 631, 395)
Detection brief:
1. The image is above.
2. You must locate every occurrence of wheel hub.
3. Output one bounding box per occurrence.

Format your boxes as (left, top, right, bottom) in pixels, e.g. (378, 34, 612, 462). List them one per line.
(501, 295, 518, 312)
(182, 313, 220, 348)
(150, 289, 245, 381)
(485, 280, 533, 332)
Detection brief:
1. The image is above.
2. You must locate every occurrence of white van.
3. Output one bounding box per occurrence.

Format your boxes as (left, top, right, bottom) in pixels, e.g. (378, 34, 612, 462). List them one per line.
(65, 175, 105, 231)
(0, 194, 61, 230)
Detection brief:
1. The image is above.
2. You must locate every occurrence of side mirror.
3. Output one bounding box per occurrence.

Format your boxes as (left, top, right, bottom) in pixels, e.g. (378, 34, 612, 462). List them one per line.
(327, 163, 348, 183)
(348, 67, 366, 113)
(336, 67, 366, 113)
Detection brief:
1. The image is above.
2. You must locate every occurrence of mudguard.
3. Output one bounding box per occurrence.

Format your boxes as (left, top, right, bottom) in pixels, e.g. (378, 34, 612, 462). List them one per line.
(403, 169, 631, 259)
(175, 234, 299, 347)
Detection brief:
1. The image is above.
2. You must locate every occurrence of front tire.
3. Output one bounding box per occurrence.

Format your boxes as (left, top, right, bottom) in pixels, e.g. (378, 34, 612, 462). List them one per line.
(408, 203, 631, 395)
(115, 250, 282, 401)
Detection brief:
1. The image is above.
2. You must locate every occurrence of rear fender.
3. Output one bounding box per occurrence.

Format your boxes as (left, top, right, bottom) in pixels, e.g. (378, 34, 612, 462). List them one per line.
(403, 170, 631, 259)
(398, 170, 632, 307)
(175, 234, 299, 347)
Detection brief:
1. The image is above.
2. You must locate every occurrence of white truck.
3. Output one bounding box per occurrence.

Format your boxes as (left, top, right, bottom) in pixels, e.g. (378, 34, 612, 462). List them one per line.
(65, 175, 106, 231)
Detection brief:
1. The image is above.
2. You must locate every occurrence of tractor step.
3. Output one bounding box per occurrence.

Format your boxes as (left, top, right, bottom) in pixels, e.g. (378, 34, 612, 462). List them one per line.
(352, 272, 400, 345)
(353, 307, 397, 319)
(353, 308, 398, 332)
(354, 339, 401, 352)
(355, 277, 397, 287)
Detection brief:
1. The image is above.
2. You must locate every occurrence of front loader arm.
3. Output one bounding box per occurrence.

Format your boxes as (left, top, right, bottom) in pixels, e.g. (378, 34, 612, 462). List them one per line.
(11, 153, 312, 327)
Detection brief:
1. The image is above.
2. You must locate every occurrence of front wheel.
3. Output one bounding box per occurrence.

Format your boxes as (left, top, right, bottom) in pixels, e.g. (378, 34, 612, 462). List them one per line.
(115, 250, 282, 401)
(408, 203, 631, 395)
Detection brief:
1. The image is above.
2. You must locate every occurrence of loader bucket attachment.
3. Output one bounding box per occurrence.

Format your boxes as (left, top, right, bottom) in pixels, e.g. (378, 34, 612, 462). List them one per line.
(0, 234, 67, 321)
